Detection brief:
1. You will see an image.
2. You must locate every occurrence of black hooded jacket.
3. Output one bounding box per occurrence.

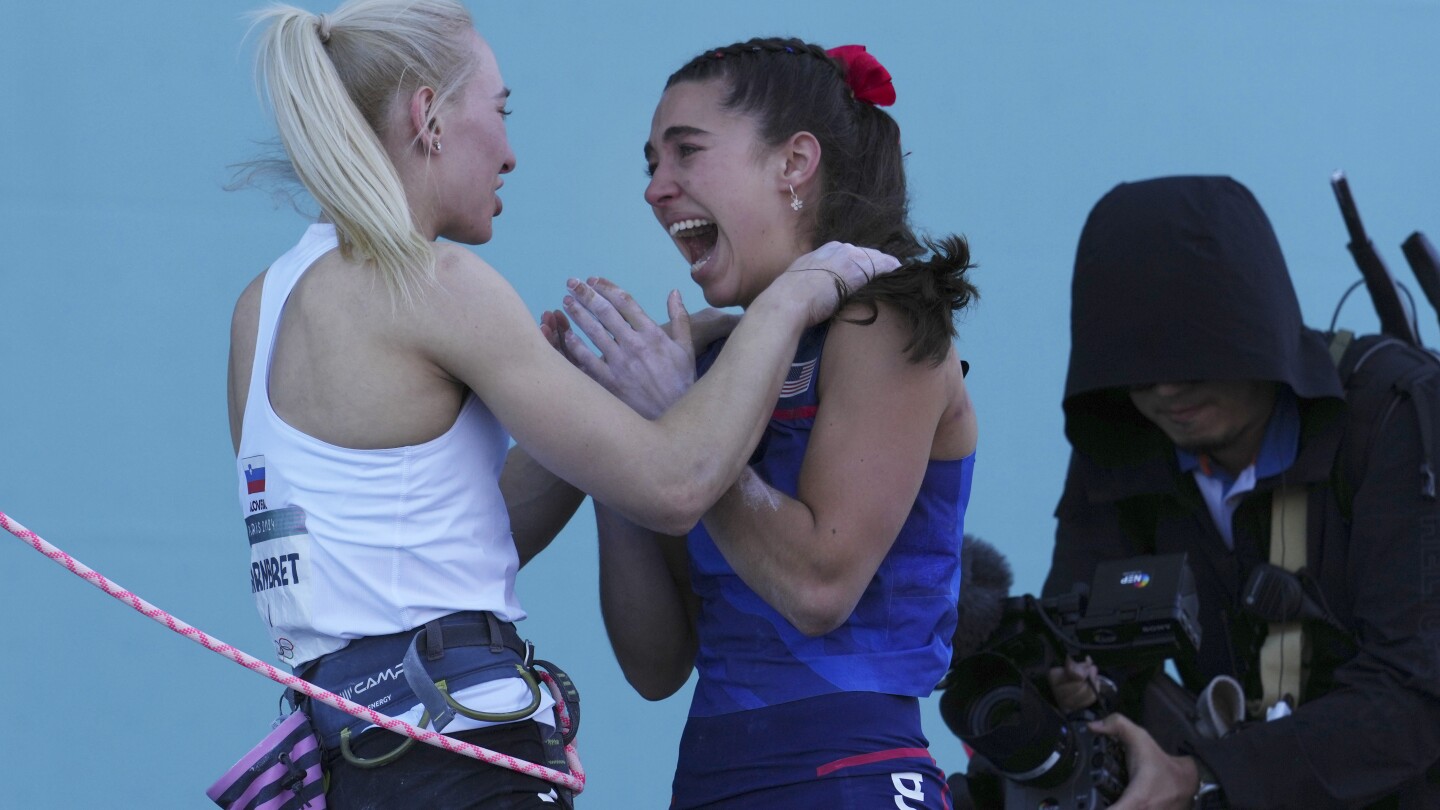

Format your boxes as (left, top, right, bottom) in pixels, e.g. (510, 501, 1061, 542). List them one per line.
(1043, 176, 1440, 807)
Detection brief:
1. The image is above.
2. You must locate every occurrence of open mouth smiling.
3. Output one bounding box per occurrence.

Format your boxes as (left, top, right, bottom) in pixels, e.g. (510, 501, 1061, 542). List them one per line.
(668, 218, 718, 272)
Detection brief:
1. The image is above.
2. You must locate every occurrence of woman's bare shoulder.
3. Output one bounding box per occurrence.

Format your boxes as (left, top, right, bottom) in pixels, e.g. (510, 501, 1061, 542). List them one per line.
(228, 269, 269, 453)
(432, 242, 501, 281)
(231, 270, 268, 337)
(828, 299, 917, 359)
(406, 245, 541, 370)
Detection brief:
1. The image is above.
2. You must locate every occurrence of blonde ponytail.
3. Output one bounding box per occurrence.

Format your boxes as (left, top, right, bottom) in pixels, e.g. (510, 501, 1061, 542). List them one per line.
(249, 0, 476, 304)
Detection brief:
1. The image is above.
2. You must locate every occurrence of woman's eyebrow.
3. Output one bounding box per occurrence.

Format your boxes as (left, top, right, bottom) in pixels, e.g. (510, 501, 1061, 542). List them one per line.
(643, 125, 713, 161)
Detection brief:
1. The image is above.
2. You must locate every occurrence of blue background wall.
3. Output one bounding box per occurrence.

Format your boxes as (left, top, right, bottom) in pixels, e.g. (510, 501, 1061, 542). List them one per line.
(3, 1, 1438, 806)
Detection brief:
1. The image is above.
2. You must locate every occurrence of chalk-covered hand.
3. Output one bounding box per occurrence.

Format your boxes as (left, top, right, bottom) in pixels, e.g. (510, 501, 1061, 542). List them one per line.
(772, 241, 901, 327)
(560, 277, 695, 420)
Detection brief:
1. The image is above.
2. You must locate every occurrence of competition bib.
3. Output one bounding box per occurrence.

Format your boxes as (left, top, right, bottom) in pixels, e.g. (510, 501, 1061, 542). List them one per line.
(245, 497, 340, 665)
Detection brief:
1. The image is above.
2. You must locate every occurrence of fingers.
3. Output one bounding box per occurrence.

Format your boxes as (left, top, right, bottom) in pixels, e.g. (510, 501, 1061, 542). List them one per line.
(1048, 657, 1102, 713)
(797, 243, 901, 294)
(1066, 655, 1100, 685)
(539, 310, 572, 352)
(838, 244, 900, 282)
(565, 277, 671, 353)
(838, 246, 899, 286)
(564, 279, 621, 355)
(1089, 712, 1150, 754)
(587, 277, 662, 337)
(1089, 712, 1129, 736)
(666, 290, 693, 360)
(558, 328, 613, 385)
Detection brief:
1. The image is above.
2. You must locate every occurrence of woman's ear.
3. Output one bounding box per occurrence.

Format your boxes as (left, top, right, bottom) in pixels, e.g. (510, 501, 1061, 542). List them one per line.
(778, 131, 821, 192)
(408, 85, 441, 153)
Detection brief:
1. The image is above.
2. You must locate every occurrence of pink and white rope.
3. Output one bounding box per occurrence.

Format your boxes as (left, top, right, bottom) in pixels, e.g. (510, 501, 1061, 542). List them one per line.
(0, 510, 585, 794)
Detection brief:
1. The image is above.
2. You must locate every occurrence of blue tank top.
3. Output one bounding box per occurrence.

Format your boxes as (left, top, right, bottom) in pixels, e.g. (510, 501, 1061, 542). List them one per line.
(687, 324, 975, 718)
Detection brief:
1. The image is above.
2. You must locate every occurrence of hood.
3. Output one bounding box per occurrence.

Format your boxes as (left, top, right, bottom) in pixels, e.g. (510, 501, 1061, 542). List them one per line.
(1063, 175, 1344, 464)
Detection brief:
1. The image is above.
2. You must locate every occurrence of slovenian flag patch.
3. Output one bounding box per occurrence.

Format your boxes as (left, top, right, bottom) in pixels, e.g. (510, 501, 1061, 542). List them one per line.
(243, 455, 267, 494)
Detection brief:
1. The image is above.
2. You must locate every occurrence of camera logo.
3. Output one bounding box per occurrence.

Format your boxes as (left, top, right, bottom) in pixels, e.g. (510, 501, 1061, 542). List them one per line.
(1119, 570, 1151, 588)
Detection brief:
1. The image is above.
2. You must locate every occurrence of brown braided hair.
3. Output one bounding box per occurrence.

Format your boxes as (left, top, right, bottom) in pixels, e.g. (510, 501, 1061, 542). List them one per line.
(666, 37, 976, 365)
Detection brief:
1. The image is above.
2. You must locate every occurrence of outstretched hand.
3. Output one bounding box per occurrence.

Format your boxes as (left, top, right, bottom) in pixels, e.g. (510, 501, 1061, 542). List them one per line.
(555, 277, 696, 419)
(777, 241, 902, 327)
(1088, 713, 1199, 810)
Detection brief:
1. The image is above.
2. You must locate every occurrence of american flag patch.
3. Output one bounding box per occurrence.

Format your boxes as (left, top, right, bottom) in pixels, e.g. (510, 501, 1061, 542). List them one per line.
(779, 358, 818, 399)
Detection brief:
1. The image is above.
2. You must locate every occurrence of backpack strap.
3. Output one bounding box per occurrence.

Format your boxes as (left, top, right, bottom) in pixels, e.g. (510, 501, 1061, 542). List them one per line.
(1332, 334, 1440, 516)
(1253, 486, 1309, 717)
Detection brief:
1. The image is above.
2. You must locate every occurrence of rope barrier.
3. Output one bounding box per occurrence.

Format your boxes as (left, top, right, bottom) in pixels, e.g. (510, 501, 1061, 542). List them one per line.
(0, 510, 585, 794)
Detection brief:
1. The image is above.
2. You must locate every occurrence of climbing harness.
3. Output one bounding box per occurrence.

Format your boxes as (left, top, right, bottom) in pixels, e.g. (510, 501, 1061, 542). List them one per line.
(0, 511, 586, 804)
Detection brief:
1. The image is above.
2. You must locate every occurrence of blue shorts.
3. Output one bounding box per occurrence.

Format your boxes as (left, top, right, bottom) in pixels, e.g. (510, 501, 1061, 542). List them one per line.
(671, 692, 950, 810)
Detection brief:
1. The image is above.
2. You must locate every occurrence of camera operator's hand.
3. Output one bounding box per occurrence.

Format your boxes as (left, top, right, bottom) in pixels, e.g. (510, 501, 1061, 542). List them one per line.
(1089, 713, 1199, 810)
(1048, 656, 1102, 713)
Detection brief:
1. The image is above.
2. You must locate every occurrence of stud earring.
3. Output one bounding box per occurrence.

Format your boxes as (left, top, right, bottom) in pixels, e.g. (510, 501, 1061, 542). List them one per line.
(432, 139, 442, 154)
(789, 184, 804, 212)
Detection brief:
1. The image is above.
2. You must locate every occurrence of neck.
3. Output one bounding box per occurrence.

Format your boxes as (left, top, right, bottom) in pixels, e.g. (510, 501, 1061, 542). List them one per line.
(740, 240, 823, 310)
(1208, 444, 1258, 478)
(1208, 396, 1279, 476)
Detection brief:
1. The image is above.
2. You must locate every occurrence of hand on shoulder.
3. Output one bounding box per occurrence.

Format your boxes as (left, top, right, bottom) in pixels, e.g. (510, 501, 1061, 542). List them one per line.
(771, 242, 901, 327)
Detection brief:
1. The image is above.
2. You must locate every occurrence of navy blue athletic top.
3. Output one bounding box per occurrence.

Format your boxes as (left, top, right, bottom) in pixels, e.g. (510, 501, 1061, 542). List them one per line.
(688, 324, 974, 716)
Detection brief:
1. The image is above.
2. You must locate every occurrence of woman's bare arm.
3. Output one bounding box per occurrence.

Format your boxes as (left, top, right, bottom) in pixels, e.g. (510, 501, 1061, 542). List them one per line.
(412, 241, 896, 535)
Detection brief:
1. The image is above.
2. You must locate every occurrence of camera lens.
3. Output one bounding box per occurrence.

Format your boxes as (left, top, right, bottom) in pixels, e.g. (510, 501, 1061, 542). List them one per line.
(968, 686, 1026, 734)
(940, 653, 1080, 788)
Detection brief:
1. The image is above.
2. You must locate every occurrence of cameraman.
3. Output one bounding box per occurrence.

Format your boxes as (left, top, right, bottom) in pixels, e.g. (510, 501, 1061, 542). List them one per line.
(1043, 176, 1440, 808)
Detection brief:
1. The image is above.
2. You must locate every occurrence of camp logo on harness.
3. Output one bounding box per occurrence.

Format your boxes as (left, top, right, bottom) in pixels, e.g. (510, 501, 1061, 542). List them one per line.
(337, 663, 408, 707)
(243, 455, 267, 495)
(1120, 570, 1152, 588)
(779, 358, 818, 399)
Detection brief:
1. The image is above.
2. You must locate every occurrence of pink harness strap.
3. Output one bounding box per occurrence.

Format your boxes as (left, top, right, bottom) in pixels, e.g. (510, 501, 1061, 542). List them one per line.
(0, 510, 585, 795)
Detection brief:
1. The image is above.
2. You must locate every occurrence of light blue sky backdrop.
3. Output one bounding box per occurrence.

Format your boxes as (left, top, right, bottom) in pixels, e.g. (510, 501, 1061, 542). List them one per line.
(3, 1, 1438, 807)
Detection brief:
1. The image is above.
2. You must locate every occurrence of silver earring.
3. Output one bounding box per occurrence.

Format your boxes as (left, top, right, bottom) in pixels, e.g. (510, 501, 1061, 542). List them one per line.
(789, 184, 804, 212)
(432, 139, 442, 154)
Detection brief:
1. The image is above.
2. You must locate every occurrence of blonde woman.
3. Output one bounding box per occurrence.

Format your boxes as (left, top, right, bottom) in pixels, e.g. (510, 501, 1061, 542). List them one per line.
(228, 2, 894, 806)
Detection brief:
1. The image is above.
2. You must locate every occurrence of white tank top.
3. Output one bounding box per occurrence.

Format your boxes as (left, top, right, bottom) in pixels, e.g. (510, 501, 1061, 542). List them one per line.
(236, 224, 524, 669)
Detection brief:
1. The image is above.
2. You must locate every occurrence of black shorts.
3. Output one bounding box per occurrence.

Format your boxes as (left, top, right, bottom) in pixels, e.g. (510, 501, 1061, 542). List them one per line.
(324, 720, 568, 809)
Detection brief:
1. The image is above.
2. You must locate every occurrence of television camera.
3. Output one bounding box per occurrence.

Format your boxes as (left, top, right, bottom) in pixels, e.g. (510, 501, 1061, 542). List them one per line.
(940, 551, 1201, 810)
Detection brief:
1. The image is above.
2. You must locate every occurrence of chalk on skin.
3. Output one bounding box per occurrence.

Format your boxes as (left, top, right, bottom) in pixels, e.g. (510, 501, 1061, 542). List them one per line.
(738, 467, 780, 512)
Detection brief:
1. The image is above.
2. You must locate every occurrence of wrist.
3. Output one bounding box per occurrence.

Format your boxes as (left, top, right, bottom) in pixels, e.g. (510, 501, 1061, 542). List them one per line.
(748, 276, 812, 326)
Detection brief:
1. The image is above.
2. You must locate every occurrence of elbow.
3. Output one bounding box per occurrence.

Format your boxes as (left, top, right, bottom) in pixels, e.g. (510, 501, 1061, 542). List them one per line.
(619, 659, 691, 702)
(786, 587, 859, 638)
(631, 677, 683, 703)
(629, 476, 711, 536)
(791, 611, 849, 638)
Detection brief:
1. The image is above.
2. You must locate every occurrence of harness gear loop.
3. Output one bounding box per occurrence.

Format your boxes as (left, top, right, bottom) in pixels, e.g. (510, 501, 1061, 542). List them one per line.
(339, 710, 430, 769)
(532, 659, 582, 745)
(437, 669, 544, 723)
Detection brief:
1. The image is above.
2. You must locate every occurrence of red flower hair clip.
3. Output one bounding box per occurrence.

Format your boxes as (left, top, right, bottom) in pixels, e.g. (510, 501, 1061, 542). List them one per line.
(825, 44, 896, 107)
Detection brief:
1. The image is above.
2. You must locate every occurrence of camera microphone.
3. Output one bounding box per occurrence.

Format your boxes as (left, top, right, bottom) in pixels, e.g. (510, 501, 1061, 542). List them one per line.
(948, 535, 1014, 664)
